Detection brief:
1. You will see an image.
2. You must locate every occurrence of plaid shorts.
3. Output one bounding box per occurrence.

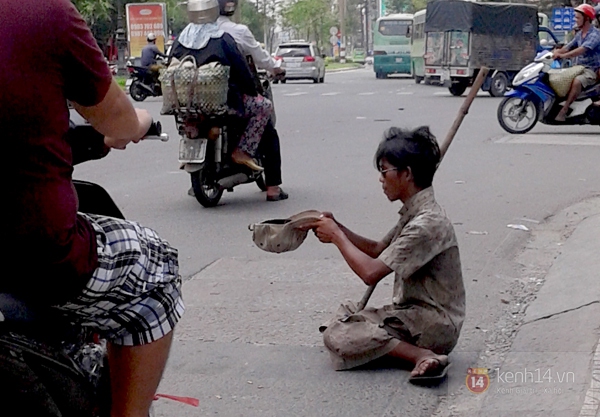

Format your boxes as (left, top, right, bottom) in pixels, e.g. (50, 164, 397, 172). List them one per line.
(54, 214, 185, 346)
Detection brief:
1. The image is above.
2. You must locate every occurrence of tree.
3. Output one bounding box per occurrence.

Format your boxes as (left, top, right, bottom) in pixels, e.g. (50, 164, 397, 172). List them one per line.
(281, 0, 337, 49)
(385, 0, 428, 14)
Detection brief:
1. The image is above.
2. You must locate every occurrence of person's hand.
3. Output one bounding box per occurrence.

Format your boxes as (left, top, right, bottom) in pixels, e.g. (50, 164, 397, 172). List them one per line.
(313, 217, 342, 244)
(552, 50, 563, 60)
(132, 108, 153, 143)
(272, 67, 285, 76)
(104, 108, 152, 149)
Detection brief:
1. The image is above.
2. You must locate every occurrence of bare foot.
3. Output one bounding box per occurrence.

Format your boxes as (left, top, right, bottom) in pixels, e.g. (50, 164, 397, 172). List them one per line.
(411, 355, 448, 377)
(555, 111, 567, 122)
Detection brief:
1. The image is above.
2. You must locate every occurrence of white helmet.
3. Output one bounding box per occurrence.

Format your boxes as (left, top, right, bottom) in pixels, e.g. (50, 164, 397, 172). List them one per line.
(147, 33, 157, 42)
(187, 0, 219, 24)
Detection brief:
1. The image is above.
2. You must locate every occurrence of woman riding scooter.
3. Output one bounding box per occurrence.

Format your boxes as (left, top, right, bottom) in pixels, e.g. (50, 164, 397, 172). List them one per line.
(170, 0, 272, 172)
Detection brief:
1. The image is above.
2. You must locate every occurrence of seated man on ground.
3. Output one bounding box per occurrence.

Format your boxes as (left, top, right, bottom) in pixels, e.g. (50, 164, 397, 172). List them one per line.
(305, 127, 465, 381)
(552, 4, 600, 121)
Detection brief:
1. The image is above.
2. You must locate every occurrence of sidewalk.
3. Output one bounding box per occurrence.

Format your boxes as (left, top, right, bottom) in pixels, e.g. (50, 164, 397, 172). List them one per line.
(471, 211, 600, 416)
(432, 198, 600, 417)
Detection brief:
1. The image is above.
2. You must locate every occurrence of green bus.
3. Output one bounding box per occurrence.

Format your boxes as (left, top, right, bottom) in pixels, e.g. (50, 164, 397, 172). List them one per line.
(373, 13, 414, 79)
(410, 9, 426, 83)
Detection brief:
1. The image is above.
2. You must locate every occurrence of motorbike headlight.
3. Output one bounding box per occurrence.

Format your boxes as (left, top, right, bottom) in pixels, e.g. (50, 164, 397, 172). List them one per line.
(513, 63, 543, 86)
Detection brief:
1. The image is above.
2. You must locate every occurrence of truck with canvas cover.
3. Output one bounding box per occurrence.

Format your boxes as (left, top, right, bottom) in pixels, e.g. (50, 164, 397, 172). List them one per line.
(424, 0, 539, 96)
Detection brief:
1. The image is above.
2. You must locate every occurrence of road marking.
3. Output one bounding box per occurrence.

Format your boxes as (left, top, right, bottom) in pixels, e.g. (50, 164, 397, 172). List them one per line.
(321, 92, 341, 96)
(433, 91, 449, 96)
(396, 92, 414, 95)
(284, 92, 308, 96)
(358, 92, 375, 95)
(496, 134, 600, 146)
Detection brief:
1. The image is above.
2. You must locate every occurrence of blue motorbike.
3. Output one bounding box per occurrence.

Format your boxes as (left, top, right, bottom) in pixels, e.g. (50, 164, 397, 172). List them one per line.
(497, 51, 600, 134)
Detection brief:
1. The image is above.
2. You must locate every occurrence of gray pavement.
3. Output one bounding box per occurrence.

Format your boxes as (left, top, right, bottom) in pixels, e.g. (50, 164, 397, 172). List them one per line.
(97, 68, 600, 415)
(155, 197, 600, 417)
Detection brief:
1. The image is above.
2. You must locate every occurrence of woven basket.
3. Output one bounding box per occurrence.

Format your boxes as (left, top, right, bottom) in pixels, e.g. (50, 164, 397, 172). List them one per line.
(548, 65, 585, 98)
(159, 56, 230, 116)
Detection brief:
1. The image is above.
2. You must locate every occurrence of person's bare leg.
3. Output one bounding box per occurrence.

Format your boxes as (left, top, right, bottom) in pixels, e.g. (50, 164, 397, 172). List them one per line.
(108, 331, 174, 417)
(387, 340, 448, 377)
(556, 79, 583, 121)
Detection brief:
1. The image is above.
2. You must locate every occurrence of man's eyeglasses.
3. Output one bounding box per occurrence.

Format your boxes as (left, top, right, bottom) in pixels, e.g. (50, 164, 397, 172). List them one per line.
(378, 167, 398, 177)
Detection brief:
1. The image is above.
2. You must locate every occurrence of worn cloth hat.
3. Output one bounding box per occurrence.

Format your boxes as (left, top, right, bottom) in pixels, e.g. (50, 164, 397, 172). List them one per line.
(249, 210, 322, 253)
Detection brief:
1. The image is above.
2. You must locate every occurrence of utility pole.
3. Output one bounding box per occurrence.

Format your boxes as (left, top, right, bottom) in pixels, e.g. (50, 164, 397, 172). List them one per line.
(115, 0, 127, 75)
(340, 0, 346, 63)
(363, 0, 369, 53)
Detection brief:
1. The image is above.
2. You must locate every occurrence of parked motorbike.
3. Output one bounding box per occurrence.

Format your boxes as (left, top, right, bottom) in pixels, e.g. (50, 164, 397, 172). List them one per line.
(178, 64, 281, 208)
(497, 51, 600, 134)
(0, 121, 167, 417)
(127, 59, 165, 102)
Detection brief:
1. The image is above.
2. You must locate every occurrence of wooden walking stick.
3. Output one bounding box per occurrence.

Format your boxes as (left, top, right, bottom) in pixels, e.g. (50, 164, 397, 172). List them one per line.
(355, 67, 490, 312)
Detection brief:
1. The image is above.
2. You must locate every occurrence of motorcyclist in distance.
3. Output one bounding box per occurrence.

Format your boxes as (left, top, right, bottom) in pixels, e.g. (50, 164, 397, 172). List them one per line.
(216, 0, 289, 201)
(552, 4, 600, 120)
(141, 33, 168, 68)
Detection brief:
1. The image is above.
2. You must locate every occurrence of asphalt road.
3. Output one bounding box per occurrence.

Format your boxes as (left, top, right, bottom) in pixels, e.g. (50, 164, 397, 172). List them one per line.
(75, 67, 600, 416)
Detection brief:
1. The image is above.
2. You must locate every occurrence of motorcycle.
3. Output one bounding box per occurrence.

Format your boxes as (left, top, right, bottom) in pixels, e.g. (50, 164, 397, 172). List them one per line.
(497, 50, 600, 134)
(178, 63, 281, 208)
(126, 59, 165, 102)
(0, 121, 168, 417)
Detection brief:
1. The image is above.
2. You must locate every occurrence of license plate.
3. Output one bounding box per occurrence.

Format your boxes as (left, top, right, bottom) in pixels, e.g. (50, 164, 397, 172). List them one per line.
(179, 138, 207, 163)
(125, 79, 133, 88)
(440, 69, 450, 82)
(395, 57, 403, 63)
(286, 62, 301, 68)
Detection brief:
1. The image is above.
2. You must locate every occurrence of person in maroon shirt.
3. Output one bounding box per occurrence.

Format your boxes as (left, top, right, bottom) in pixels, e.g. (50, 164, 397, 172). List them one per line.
(0, 1, 184, 416)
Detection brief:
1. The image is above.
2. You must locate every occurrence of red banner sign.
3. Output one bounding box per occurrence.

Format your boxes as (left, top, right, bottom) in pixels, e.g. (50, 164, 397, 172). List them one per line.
(126, 3, 167, 58)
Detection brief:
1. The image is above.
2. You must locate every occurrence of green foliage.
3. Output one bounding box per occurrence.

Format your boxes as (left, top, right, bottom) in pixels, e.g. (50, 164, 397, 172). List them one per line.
(385, 0, 429, 14)
(281, 0, 337, 48)
(240, 0, 266, 42)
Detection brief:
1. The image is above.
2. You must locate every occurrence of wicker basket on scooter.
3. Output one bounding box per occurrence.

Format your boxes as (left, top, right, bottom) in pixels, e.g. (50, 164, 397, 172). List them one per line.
(159, 56, 230, 116)
(547, 65, 585, 98)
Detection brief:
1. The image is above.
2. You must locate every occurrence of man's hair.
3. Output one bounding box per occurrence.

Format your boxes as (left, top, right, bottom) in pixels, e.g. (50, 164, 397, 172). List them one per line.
(374, 126, 441, 188)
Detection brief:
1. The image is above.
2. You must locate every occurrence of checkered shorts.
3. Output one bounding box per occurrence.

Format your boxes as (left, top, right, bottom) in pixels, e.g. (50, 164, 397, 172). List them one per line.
(54, 214, 185, 346)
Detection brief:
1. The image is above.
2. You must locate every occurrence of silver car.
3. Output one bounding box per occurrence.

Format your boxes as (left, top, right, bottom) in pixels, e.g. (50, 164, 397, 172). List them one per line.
(274, 42, 326, 84)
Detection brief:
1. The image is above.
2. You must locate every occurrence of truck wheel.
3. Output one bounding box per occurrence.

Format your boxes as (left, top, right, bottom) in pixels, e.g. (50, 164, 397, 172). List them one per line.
(490, 72, 509, 97)
(376, 71, 387, 79)
(449, 81, 468, 96)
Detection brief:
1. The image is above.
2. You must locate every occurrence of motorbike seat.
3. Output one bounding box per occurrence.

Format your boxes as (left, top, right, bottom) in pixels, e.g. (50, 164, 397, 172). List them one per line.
(580, 82, 600, 99)
(0, 293, 46, 325)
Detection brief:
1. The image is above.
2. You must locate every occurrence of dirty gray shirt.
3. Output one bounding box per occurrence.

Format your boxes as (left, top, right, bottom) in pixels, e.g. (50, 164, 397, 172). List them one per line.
(378, 187, 466, 334)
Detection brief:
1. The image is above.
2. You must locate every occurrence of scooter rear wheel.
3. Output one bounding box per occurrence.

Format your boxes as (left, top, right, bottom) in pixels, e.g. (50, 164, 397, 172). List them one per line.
(129, 81, 148, 102)
(498, 96, 539, 134)
(191, 169, 223, 207)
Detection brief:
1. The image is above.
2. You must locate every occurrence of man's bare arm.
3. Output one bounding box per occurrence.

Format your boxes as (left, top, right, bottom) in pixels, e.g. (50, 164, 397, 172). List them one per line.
(338, 222, 389, 258)
(559, 46, 587, 59)
(71, 80, 151, 149)
(332, 231, 393, 286)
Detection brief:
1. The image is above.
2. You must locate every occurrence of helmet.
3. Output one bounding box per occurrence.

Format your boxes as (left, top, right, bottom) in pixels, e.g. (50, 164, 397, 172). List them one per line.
(147, 33, 157, 42)
(187, 0, 220, 24)
(217, 0, 238, 16)
(574, 4, 596, 21)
